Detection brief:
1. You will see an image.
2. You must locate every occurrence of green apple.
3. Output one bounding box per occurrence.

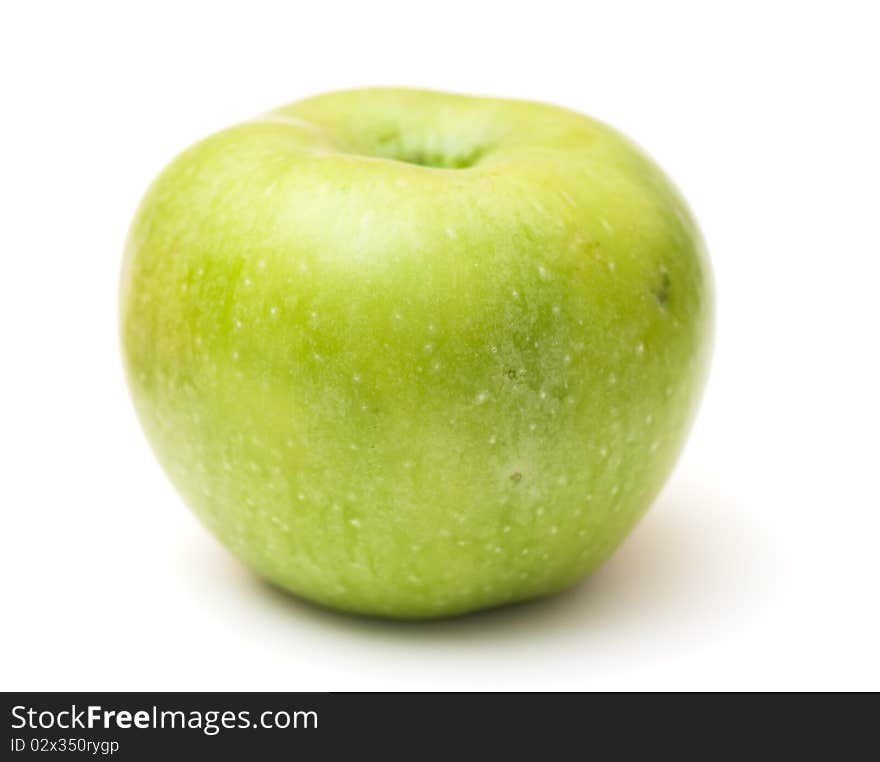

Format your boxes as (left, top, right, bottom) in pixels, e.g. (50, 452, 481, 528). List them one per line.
(120, 88, 712, 618)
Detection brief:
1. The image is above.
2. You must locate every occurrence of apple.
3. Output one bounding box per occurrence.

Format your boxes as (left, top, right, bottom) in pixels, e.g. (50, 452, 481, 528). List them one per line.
(120, 88, 712, 618)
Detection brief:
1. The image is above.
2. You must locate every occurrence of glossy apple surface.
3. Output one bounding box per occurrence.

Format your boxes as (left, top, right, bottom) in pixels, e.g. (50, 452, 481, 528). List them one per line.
(120, 88, 712, 618)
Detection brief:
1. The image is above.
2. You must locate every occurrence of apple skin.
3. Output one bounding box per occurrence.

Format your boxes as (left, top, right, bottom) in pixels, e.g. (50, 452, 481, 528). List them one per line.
(120, 88, 712, 618)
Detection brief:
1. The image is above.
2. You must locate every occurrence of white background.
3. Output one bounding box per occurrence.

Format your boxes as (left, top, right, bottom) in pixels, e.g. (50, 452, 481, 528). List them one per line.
(2, 1, 878, 691)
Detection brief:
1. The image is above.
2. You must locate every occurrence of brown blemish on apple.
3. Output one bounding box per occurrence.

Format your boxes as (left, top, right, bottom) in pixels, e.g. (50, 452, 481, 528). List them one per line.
(654, 269, 671, 308)
(583, 240, 603, 263)
(510, 472, 522, 484)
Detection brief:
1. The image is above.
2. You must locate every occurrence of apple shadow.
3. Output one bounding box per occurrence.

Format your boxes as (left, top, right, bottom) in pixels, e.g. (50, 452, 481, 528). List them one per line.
(217, 475, 767, 648)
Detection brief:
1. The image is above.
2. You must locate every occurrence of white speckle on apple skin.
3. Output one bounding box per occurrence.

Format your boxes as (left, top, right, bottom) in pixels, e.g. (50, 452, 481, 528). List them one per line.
(270, 516, 290, 532)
